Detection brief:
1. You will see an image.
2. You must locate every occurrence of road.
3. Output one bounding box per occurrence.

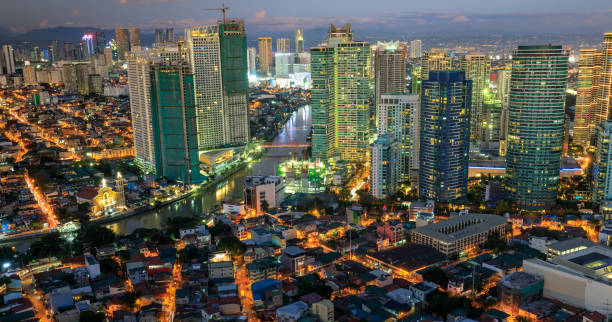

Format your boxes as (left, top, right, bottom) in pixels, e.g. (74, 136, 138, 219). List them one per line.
(234, 256, 258, 321)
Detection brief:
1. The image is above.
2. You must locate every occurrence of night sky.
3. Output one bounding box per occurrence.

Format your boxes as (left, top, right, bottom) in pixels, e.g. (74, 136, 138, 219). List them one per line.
(2, 0, 612, 34)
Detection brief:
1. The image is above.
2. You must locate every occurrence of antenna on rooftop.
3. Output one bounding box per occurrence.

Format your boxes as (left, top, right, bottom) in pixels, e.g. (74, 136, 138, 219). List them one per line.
(205, 3, 230, 24)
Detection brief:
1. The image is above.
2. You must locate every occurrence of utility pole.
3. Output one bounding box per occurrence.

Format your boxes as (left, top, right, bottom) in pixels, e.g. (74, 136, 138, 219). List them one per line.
(205, 3, 230, 24)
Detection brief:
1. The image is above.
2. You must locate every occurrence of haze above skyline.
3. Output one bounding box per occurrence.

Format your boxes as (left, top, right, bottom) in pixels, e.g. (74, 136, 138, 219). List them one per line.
(3, 0, 612, 35)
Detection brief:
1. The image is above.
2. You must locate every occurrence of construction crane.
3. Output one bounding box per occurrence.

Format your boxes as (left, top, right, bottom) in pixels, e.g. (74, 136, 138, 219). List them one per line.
(205, 3, 230, 24)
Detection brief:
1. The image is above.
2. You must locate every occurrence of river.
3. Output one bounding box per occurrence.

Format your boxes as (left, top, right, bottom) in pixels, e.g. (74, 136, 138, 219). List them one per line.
(104, 104, 312, 235)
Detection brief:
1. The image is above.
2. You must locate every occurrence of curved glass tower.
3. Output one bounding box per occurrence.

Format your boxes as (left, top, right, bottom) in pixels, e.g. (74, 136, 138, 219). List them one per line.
(506, 45, 569, 210)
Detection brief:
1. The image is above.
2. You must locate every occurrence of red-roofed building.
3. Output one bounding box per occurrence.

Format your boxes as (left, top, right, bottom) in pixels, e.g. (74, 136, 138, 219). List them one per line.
(76, 187, 99, 203)
(146, 258, 171, 276)
(583, 311, 606, 322)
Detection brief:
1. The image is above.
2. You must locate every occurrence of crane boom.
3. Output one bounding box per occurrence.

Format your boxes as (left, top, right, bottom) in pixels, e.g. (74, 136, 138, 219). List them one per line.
(205, 3, 230, 24)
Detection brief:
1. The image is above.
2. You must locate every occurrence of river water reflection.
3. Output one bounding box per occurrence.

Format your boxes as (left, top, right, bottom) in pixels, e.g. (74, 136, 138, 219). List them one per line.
(104, 105, 311, 235)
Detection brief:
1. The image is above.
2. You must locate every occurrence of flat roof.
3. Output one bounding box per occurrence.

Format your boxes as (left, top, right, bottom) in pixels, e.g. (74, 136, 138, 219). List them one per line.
(568, 252, 612, 271)
(500, 271, 543, 289)
(411, 213, 507, 243)
(368, 243, 445, 272)
(548, 238, 595, 253)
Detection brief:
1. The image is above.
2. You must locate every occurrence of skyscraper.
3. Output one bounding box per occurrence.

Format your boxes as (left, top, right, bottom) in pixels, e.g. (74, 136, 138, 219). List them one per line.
(63, 42, 74, 61)
(592, 120, 612, 203)
(377, 94, 420, 183)
(1, 45, 15, 74)
(410, 39, 422, 59)
(276, 38, 291, 53)
(461, 53, 491, 143)
(275, 53, 291, 78)
(419, 71, 472, 202)
(311, 23, 370, 163)
(95, 32, 106, 54)
(599, 33, 612, 122)
(370, 133, 399, 199)
(154, 29, 165, 44)
(115, 28, 130, 60)
(129, 27, 141, 49)
(421, 51, 451, 81)
(166, 28, 175, 42)
(497, 65, 512, 156)
(258, 37, 273, 75)
(247, 47, 257, 78)
(506, 45, 569, 210)
(374, 41, 407, 110)
(482, 90, 502, 143)
(185, 19, 249, 150)
(150, 63, 204, 184)
(62, 63, 78, 93)
(127, 54, 156, 173)
(573, 49, 603, 147)
(50, 40, 60, 63)
(296, 29, 304, 53)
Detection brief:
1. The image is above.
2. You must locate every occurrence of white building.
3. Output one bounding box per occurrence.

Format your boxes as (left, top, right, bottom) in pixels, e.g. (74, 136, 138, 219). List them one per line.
(276, 301, 308, 322)
(370, 133, 398, 199)
(275, 53, 292, 79)
(247, 47, 257, 78)
(84, 255, 101, 279)
(243, 176, 285, 214)
(410, 39, 422, 59)
(377, 94, 420, 182)
(127, 52, 156, 174)
(185, 21, 249, 150)
(1, 45, 15, 74)
(523, 246, 612, 313)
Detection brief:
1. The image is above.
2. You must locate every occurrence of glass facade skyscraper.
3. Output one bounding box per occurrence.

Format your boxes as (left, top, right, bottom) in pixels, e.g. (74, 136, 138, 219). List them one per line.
(150, 64, 204, 184)
(311, 23, 370, 163)
(419, 71, 472, 202)
(573, 49, 603, 147)
(592, 120, 612, 203)
(506, 45, 569, 210)
(185, 20, 249, 150)
(461, 53, 490, 143)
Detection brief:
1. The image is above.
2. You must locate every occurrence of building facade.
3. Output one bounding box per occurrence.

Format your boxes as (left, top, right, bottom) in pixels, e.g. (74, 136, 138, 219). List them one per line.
(573, 49, 603, 147)
(599, 33, 612, 122)
(276, 38, 291, 53)
(374, 41, 407, 110)
(295, 29, 304, 53)
(257, 37, 273, 76)
(243, 176, 285, 214)
(506, 45, 569, 210)
(311, 23, 370, 163)
(410, 39, 422, 59)
(114, 28, 130, 60)
(129, 27, 141, 48)
(377, 94, 420, 183)
(185, 20, 249, 150)
(150, 64, 204, 184)
(592, 120, 612, 202)
(419, 71, 472, 202)
(461, 53, 491, 143)
(370, 134, 399, 199)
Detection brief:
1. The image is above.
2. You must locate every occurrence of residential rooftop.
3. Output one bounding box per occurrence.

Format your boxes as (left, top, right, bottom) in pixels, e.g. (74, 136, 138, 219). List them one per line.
(411, 213, 507, 243)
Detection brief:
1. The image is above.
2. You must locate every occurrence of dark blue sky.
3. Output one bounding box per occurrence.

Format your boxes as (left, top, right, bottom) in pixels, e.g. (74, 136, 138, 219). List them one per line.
(2, 0, 612, 34)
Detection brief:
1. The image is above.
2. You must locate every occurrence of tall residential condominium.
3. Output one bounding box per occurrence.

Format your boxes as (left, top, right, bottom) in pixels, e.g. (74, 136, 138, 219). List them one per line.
(129, 27, 141, 48)
(592, 120, 612, 202)
(482, 90, 502, 143)
(497, 65, 512, 155)
(374, 41, 407, 109)
(63, 42, 74, 61)
(311, 23, 370, 163)
(461, 53, 491, 143)
(295, 29, 304, 53)
(370, 134, 399, 199)
(95, 32, 106, 55)
(155, 29, 164, 44)
(573, 49, 603, 147)
(276, 38, 291, 53)
(410, 39, 422, 59)
(599, 33, 612, 122)
(1, 45, 15, 74)
(258, 37, 273, 75)
(115, 28, 130, 60)
(421, 51, 452, 81)
(185, 20, 249, 150)
(377, 94, 420, 183)
(150, 64, 204, 184)
(247, 47, 257, 77)
(127, 54, 156, 173)
(506, 45, 569, 210)
(419, 71, 472, 202)
(275, 53, 291, 78)
(166, 28, 175, 42)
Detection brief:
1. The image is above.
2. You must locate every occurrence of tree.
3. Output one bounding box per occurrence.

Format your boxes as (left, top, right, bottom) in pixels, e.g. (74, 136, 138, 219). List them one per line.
(99, 258, 121, 275)
(297, 278, 333, 299)
(119, 291, 139, 310)
(79, 311, 106, 322)
(165, 216, 199, 238)
(260, 199, 270, 212)
(483, 231, 508, 253)
(27, 232, 68, 261)
(422, 267, 448, 289)
(217, 236, 246, 257)
(79, 225, 116, 248)
(209, 222, 232, 237)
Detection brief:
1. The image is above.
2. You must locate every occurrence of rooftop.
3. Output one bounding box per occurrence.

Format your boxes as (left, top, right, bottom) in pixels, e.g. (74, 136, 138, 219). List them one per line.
(411, 213, 507, 243)
(500, 271, 543, 289)
(368, 243, 445, 272)
(548, 237, 595, 253)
